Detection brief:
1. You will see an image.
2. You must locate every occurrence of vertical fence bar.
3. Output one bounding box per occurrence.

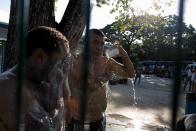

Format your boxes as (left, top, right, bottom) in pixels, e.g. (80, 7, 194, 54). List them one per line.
(171, 0, 185, 130)
(0, 40, 5, 73)
(2, 40, 5, 73)
(15, 0, 29, 130)
(80, 0, 91, 130)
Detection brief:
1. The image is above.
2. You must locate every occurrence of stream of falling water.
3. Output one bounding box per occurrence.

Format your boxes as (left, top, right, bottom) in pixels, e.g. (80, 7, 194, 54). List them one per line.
(130, 79, 137, 107)
(129, 79, 144, 131)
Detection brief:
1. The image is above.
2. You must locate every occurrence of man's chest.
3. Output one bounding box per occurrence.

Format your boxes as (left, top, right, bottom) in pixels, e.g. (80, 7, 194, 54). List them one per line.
(90, 58, 108, 77)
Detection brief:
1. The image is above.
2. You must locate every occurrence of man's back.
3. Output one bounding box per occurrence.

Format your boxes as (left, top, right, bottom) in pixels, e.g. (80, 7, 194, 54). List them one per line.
(0, 67, 17, 131)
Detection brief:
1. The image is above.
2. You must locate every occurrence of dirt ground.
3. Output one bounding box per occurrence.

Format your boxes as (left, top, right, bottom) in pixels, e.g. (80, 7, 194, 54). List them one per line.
(106, 75, 185, 131)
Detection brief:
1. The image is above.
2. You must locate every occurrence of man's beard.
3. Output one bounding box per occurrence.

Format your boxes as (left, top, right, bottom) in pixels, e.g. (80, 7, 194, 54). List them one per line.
(35, 59, 66, 113)
(40, 59, 57, 82)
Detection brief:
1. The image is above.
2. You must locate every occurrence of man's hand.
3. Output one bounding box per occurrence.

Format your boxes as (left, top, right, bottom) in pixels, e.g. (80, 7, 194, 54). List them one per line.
(114, 45, 128, 58)
(64, 97, 79, 123)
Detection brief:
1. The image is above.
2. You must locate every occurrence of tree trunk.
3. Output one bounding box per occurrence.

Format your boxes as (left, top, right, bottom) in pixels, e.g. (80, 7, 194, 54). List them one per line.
(28, 0, 56, 29)
(4, 0, 86, 70)
(57, 0, 86, 52)
(3, 0, 17, 70)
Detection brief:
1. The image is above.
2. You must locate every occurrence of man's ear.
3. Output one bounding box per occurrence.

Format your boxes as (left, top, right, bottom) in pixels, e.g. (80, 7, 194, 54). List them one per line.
(31, 48, 48, 65)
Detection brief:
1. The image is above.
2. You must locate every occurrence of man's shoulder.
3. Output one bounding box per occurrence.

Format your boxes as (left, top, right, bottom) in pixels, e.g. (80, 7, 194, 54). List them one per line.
(0, 72, 16, 96)
(0, 66, 17, 81)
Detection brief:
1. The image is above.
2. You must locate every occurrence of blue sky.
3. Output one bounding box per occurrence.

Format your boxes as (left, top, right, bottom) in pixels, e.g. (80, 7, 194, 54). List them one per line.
(0, 0, 196, 28)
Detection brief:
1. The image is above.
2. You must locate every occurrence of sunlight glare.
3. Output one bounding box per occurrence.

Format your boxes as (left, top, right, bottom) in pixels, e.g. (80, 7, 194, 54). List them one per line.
(55, 0, 68, 23)
(132, 0, 152, 11)
(0, 10, 9, 22)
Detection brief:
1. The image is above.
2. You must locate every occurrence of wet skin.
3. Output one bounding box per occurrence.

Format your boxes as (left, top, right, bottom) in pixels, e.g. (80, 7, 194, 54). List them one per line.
(68, 33, 135, 122)
(0, 41, 70, 131)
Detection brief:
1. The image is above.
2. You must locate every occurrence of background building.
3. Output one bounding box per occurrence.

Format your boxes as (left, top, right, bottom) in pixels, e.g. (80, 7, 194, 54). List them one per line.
(0, 21, 8, 72)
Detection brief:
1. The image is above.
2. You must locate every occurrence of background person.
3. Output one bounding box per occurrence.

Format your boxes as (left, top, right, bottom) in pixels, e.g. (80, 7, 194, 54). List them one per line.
(184, 67, 192, 91)
(191, 67, 196, 92)
(67, 29, 135, 131)
(134, 64, 142, 85)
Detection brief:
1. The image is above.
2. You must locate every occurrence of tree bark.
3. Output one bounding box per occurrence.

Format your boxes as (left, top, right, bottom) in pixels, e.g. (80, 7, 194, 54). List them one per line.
(57, 0, 86, 52)
(4, 0, 87, 70)
(3, 0, 17, 70)
(28, 0, 56, 29)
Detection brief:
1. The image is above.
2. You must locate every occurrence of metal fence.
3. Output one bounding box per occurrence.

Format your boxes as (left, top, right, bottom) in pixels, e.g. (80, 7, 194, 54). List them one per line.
(0, 0, 187, 131)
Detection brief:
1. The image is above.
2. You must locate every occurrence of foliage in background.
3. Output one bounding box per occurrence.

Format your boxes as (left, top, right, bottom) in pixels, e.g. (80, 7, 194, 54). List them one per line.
(102, 14, 196, 63)
(4, 0, 192, 69)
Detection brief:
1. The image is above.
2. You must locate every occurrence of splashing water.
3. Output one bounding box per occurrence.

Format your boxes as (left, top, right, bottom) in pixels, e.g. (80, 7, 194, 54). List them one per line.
(130, 79, 137, 108)
(106, 79, 145, 130)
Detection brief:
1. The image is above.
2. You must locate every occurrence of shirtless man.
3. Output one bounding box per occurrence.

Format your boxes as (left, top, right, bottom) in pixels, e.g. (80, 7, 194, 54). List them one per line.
(68, 29, 135, 131)
(0, 26, 70, 131)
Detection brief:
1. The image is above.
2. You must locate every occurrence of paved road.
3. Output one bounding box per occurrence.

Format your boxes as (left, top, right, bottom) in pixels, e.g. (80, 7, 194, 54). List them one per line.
(106, 75, 185, 131)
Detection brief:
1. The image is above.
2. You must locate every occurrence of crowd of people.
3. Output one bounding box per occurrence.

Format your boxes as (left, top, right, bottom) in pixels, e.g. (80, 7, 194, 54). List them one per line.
(139, 62, 174, 78)
(0, 26, 135, 131)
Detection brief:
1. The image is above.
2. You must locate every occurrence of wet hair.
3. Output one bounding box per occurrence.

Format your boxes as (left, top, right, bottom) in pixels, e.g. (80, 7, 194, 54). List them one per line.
(26, 26, 69, 58)
(89, 29, 105, 37)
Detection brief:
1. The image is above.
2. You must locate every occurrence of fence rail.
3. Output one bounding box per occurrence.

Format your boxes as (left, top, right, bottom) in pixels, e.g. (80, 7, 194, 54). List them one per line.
(0, 39, 6, 73)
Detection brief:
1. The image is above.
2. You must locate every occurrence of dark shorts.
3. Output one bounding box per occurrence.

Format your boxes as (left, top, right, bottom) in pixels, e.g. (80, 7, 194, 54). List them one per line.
(68, 116, 106, 131)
